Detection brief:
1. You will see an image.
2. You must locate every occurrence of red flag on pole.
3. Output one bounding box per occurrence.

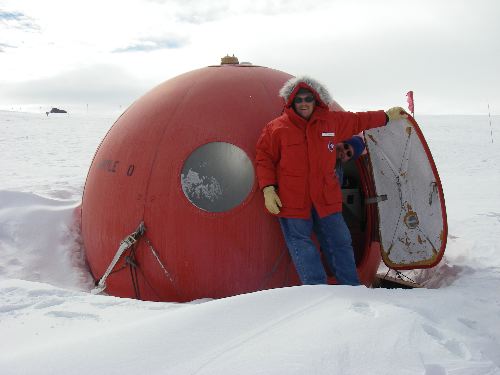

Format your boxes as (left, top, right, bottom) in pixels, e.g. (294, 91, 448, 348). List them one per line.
(406, 91, 414, 115)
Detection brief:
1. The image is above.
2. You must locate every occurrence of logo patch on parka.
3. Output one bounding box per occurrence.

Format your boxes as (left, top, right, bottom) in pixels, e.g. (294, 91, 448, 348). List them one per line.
(327, 141, 335, 152)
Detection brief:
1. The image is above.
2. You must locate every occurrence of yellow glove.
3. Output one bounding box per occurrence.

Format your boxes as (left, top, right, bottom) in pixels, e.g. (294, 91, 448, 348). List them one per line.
(263, 186, 282, 214)
(385, 107, 409, 121)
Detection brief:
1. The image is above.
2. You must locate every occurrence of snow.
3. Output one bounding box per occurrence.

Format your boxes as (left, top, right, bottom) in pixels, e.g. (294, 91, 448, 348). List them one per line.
(1, 110, 500, 374)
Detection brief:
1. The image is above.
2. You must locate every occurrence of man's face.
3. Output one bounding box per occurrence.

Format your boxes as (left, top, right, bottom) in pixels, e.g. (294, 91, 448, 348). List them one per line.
(336, 142, 354, 163)
(293, 92, 315, 120)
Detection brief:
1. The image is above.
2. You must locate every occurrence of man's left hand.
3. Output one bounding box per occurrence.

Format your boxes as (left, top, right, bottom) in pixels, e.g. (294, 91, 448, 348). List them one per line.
(386, 107, 409, 121)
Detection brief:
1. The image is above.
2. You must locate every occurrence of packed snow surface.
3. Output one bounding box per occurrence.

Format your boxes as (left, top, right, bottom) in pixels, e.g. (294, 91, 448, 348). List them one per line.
(1, 110, 500, 374)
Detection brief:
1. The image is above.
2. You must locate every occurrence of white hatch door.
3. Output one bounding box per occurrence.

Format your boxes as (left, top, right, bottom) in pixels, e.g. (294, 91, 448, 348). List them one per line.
(364, 117, 447, 269)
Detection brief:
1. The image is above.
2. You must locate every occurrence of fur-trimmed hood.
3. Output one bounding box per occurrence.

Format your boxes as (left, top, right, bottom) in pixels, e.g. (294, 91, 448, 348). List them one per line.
(279, 75, 333, 109)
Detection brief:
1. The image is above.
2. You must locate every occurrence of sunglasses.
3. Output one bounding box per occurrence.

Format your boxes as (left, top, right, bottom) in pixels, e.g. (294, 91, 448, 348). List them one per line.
(293, 96, 315, 104)
(343, 143, 353, 158)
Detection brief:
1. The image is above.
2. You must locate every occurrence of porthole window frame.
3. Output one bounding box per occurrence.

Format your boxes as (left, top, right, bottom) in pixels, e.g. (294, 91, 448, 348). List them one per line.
(180, 140, 257, 215)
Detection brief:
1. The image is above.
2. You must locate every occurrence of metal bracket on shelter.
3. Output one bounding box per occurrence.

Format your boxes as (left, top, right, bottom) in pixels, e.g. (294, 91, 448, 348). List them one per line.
(91, 221, 145, 295)
(365, 194, 388, 205)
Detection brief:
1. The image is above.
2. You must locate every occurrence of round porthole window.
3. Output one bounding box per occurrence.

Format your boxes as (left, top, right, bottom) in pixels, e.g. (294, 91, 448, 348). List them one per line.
(181, 142, 255, 212)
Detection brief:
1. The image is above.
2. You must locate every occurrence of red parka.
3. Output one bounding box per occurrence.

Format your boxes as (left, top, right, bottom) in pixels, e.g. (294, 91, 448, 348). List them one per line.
(255, 78, 387, 219)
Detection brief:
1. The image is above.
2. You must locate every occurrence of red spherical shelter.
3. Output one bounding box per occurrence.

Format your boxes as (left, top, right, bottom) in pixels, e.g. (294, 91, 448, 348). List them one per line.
(81, 60, 383, 302)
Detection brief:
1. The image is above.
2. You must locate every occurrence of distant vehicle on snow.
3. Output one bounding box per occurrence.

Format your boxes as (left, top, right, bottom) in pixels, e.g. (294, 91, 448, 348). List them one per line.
(46, 107, 67, 116)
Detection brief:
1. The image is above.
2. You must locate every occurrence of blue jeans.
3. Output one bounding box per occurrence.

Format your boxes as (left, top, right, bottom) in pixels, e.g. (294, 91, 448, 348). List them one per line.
(279, 209, 360, 286)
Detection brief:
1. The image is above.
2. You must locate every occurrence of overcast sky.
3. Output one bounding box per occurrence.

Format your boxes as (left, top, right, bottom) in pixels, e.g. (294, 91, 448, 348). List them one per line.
(1, 0, 499, 114)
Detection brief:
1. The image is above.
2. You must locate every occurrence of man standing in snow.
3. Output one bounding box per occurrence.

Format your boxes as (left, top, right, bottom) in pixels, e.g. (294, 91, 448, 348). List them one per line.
(255, 76, 406, 286)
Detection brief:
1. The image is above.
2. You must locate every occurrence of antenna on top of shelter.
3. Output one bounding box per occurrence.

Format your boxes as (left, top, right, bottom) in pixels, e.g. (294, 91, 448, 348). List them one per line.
(221, 54, 239, 65)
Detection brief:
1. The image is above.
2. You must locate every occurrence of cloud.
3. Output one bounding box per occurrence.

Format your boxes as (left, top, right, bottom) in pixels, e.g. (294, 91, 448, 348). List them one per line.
(0, 42, 17, 52)
(146, 0, 324, 24)
(0, 64, 151, 108)
(1, 0, 499, 114)
(0, 10, 24, 21)
(143, 0, 230, 24)
(112, 36, 188, 53)
(0, 10, 24, 20)
(0, 9, 40, 32)
(0, 8, 40, 51)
